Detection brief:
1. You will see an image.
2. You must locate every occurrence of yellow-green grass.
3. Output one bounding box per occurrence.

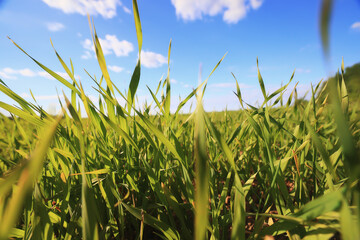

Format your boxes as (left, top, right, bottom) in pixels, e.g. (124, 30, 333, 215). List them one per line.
(0, 0, 359, 239)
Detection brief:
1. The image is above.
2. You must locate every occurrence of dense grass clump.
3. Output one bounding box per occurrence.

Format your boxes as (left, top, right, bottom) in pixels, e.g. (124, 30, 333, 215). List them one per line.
(0, 1, 359, 239)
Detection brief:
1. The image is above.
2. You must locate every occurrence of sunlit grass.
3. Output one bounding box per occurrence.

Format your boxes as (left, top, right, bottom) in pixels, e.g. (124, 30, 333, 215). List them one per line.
(0, 0, 359, 239)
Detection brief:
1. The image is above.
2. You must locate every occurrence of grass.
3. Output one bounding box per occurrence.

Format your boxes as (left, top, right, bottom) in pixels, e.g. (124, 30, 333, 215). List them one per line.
(0, 0, 359, 239)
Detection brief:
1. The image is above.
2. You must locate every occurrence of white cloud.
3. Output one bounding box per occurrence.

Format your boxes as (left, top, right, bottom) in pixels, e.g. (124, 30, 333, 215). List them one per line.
(19, 68, 36, 77)
(2, 67, 17, 74)
(0, 68, 36, 79)
(42, 0, 121, 19)
(108, 65, 124, 72)
(141, 51, 167, 68)
(38, 71, 79, 81)
(0, 71, 16, 79)
(38, 71, 53, 79)
(170, 78, 177, 84)
(101, 35, 133, 56)
(81, 50, 93, 59)
(350, 22, 360, 31)
(82, 35, 134, 57)
(0, 67, 79, 81)
(82, 39, 94, 59)
(223, 1, 247, 23)
(46, 22, 65, 32)
(250, 0, 262, 9)
(123, 6, 131, 14)
(82, 39, 93, 51)
(170, 0, 264, 24)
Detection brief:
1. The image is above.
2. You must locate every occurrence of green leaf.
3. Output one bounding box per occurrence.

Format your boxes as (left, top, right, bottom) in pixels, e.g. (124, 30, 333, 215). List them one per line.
(88, 19, 114, 95)
(259, 188, 345, 237)
(231, 176, 246, 240)
(50, 39, 80, 89)
(174, 80, 206, 117)
(194, 99, 209, 240)
(0, 102, 44, 127)
(0, 83, 35, 114)
(305, 119, 337, 187)
(134, 109, 182, 161)
(257, 58, 267, 100)
(32, 185, 54, 240)
(8, 37, 80, 95)
(320, 0, 333, 59)
(0, 115, 61, 239)
(203, 112, 245, 240)
(122, 203, 180, 240)
(232, 72, 244, 108)
(128, 60, 141, 113)
(340, 197, 359, 240)
(7, 228, 24, 238)
(100, 113, 140, 152)
(132, 0, 142, 52)
(164, 40, 172, 118)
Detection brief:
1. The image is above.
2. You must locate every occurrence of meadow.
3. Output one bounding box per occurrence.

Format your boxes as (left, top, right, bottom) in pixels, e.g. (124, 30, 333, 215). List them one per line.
(0, 0, 359, 239)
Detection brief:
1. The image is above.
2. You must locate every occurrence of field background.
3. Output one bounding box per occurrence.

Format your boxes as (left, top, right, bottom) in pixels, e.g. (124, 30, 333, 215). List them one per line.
(0, 0, 359, 239)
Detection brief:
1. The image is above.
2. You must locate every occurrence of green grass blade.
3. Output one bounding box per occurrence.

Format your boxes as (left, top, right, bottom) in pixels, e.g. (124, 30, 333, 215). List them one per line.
(164, 40, 172, 117)
(328, 77, 360, 181)
(0, 101, 46, 127)
(319, 0, 333, 59)
(50, 39, 80, 89)
(305, 119, 337, 188)
(259, 188, 344, 237)
(128, 60, 141, 113)
(0, 83, 35, 114)
(257, 58, 267, 101)
(133, 109, 182, 161)
(122, 203, 180, 239)
(232, 72, 244, 108)
(0, 116, 61, 239)
(8, 37, 80, 95)
(100, 113, 140, 152)
(194, 98, 209, 240)
(88, 19, 114, 95)
(203, 111, 245, 240)
(340, 197, 360, 240)
(132, 0, 142, 52)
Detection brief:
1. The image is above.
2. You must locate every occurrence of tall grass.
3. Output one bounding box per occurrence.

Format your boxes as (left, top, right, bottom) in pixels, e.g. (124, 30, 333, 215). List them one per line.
(0, 0, 359, 239)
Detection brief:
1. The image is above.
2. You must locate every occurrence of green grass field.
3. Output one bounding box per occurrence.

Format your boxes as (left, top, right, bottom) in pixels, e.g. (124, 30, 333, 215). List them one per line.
(0, 1, 359, 239)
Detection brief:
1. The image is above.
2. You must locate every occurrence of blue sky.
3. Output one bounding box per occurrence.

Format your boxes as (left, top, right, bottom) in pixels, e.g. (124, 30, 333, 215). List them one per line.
(0, 0, 359, 114)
